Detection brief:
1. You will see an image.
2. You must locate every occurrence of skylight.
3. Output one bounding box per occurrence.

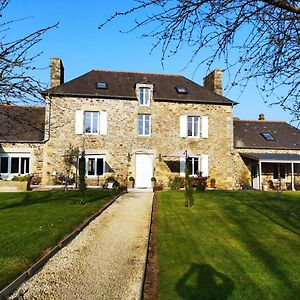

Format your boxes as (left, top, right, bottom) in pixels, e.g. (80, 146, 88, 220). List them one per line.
(261, 133, 275, 141)
(96, 82, 107, 89)
(175, 86, 188, 94)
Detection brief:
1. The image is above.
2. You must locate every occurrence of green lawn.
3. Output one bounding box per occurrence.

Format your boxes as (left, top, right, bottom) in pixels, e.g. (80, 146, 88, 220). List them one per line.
(157, 190, 300, 299)
(0, 189, 118, 290)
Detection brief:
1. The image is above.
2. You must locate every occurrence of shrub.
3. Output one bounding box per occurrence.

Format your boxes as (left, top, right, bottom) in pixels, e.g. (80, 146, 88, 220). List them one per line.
(168, 176, 185, 190)
(105, 176, 120, 188)
(12, 175, 29, 182)
(193, 172, 207, 191)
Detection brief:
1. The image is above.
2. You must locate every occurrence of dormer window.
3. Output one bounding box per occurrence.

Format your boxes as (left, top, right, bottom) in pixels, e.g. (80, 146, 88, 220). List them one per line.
(96, 82, 107, 89)
(176, 86, 188, 94)
(139, 87, 150, 106)
(261, 133, 275, 141)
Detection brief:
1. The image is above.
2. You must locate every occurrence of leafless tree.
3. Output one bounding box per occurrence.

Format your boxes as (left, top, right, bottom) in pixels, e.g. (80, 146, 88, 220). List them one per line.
(0, 0, 57, 107)
(0, 0, 57, 138)
(100, 0, 300, 122)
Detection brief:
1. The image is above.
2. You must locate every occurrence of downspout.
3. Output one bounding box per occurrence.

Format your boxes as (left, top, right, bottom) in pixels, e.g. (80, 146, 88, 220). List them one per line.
(230, 103, 235, 190)
(43, 92, 51, 143)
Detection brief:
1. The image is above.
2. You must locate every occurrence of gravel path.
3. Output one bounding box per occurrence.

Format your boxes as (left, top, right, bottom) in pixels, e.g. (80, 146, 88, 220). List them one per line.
(11, 192, 153, 300)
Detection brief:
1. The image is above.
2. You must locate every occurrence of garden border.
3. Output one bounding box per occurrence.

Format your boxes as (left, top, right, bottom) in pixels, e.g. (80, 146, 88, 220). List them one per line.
(140, 192, 156, 300)
(0, 190, 125, 300)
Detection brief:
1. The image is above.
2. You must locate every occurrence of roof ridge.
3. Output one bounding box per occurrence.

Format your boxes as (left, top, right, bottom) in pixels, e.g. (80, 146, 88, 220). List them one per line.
(234, 119, 285, 123)
(0, 104, 45, 109)
(91, 69, 181, 77)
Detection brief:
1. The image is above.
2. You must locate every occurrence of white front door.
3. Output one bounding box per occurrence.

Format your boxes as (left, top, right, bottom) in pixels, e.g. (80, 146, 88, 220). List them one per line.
(135, 154, 153, 188)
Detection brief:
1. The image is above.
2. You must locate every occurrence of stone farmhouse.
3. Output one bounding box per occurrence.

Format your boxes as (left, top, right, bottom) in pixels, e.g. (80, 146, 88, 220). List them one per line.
(0, 58, 299, 190)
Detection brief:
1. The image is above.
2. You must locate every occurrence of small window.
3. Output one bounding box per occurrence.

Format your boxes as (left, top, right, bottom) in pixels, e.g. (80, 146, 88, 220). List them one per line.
(0, 155, 30, 175)
(96, 82, 107, 89)
(187, 116, 200, 137)
(85, 112, 99, 134)
(86, 155, 105, 176)
(261, 133, 275, 141)
(188, 157, 199, 176)
(139, 88, 150, 106)
(0, 157, 8, 173)
(176, 86, 188, 94)
(273, 165, 285, 179)
(138, 114, 151, 136)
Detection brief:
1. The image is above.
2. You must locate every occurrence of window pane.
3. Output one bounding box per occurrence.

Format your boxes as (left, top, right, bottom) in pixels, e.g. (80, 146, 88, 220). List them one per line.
(11, 157, 19, 173)
(21, 157, 29, 174)
(187, 117, 193, 136)
(145, 115, 150, 135)
(92, 112, 98, 133)
(85, 112, 91, 133)
(0, 157, 8, 173)
(280, 165, 285, 179)
(139, 88, 150, 105)
(88, 158, 95, 175)
(96, 158, 104, 175)
(194, 117, 199, 137)
(194, 158, 199, 175)
(138, 115, 143, 135)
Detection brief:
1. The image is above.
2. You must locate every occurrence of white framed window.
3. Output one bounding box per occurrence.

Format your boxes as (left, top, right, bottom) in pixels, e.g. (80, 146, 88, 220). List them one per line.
(0, 153, 30, 175)
(180, 115, 208, 138)
(85, 155, 105, 177)
(189, 157, 199, 176)
(180, 154, 209, 177)
(138, 114, 151, 136)
(187, 116, 200, 137)
(139, 88, 150, 106)
(75, 110, 107, 135)
(85, 111, 99, 134)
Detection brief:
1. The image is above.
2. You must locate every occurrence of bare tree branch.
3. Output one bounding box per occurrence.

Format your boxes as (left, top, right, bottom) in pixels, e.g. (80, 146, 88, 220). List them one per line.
(0, 0, 57, 107)
(100, 0, 300, 122)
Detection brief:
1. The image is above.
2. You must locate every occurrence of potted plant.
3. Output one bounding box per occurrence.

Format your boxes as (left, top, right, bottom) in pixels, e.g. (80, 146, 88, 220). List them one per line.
(128, 176, 135, 189)
(151, 177, 157, 188)
(210, 178, 216, 188)
(106, 176, 115, 189)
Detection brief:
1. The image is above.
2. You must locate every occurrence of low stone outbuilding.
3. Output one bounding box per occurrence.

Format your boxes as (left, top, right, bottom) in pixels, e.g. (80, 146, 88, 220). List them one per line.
(234, 116, 300, 190)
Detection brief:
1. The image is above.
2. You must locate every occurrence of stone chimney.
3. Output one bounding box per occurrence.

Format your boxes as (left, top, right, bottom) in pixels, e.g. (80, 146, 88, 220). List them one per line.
(50, 58, 64, 88)
(258, 113, 265, 121)
(203, 69, 223, 95)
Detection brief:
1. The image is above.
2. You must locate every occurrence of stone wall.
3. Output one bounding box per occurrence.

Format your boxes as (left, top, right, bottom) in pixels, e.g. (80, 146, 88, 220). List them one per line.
(42, 95, 234, 189)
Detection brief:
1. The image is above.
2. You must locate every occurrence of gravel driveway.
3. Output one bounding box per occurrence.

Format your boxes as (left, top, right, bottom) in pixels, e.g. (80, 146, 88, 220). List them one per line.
(11, 192, 153, 300)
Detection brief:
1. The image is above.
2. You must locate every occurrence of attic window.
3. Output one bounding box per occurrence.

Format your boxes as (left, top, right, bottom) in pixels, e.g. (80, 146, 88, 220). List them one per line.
(96, 82, 107, 89)
(261, 133, 275, 141)
(175, 86, 188, 94)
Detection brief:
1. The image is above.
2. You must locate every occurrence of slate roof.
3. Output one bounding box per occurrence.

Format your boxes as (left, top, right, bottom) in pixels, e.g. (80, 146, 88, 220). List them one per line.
(0, 105, 45, 142)
(45, 70, 235, 105)
(234, 120, 300, 150)
(241, 153, 300, 162)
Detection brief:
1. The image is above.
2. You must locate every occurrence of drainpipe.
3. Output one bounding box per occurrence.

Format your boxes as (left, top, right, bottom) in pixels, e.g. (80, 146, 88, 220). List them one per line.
(230, 103, 235, 190)
(42, 93, 52, 143)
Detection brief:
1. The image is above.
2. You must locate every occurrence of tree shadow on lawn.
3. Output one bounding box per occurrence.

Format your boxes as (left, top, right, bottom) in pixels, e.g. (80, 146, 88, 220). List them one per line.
(229, 191, 300, 237)
(0, 190, 111, 210)
(221, 203, 299, 294)
(176, 263, 234, 300)
(211, 191, 300, 237)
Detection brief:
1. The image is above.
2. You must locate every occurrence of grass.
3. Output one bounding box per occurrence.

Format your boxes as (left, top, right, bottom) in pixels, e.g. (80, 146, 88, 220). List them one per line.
(0, 189, 118, 290)
(156, 190, 300, 299)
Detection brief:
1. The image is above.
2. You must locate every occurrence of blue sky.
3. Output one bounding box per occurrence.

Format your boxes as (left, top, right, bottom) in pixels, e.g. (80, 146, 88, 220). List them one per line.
(4, 0, 293, 122)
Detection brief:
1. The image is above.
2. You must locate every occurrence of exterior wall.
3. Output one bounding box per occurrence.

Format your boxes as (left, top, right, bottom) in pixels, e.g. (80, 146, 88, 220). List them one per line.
(0, 142, 44, 178)
(42, 95, 234, 189)
(234, 148, 300, 189)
